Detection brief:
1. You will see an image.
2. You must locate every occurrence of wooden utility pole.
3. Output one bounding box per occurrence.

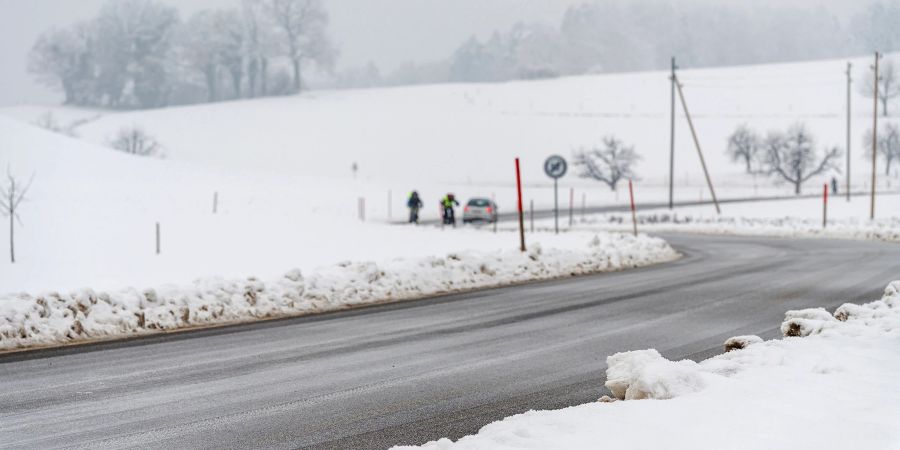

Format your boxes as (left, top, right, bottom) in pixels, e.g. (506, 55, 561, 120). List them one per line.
(674, 75, 721, 214)
(668, 57, 677, 210)
(871, 52, 880, 220)
(846, 62, 852, 201)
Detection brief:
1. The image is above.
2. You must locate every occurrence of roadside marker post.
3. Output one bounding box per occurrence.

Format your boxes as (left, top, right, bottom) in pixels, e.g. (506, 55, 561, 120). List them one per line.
(213, 191, 218, 214)
(492, 192, 498, 233)
(823, 183, 828, 229)
(529, 199, 534, 233)
(358, 197, 366, 222)
(155, 222, 161, 255)
(569, 188, 574, 227)
(581, 192, 586, 221)
(629, 180, 638, 237)
(543, 155, 568, 234)
(515, 158, 526, 252)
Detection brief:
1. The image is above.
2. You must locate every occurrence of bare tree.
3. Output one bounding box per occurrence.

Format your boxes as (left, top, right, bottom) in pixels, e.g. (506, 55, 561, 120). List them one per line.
(242, 0, 277, 98)
(761, 124, 841, 195)
(0, 169, 35, 264)
(33, 112, 64, 134)
(573, 136, 641, 191)
(94, 0, 180, 108)
(210, 10, 246, 99)
(109, 126, 163, 156)
(863, 123, 900, 176)
(178, 11, 223, 102)
(266, 0, 335, 93)
(726, 124, 762, 173)
(861, 58, 900, 117)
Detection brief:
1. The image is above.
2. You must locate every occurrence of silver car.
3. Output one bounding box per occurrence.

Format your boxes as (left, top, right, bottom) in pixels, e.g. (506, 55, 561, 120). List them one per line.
(462, 198, 498, 223)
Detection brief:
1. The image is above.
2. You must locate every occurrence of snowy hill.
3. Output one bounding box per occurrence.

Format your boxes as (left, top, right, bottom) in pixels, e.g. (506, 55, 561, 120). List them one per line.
(4, 55, 893, 194)
(2, 117, 675, 296)
(2, 55, 898, 295)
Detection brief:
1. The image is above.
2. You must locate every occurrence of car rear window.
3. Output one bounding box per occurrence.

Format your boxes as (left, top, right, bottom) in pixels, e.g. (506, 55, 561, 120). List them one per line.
(467, 199, 491, 207)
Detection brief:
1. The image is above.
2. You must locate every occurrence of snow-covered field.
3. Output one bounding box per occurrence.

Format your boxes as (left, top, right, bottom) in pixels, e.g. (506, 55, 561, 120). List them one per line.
(4, 55, 899, 207)
(401, 280, 900, 450)
(0, 116, 680, 350)
(555, 193, 900, 242)
(3, 54, 900, 351)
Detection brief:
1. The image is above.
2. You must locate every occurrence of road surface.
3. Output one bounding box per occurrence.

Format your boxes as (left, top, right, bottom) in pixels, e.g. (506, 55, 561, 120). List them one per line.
(418, 190, 895, 226)
(2, 234, 899, 449)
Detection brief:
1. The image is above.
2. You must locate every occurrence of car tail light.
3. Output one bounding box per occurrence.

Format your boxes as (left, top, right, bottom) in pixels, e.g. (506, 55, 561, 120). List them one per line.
(464, 207, 469, 212)
(486, 207, 492, 213)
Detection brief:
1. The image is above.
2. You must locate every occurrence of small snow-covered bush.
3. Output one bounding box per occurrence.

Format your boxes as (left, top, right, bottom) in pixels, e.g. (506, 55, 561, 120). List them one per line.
(108, 126, 163, 157)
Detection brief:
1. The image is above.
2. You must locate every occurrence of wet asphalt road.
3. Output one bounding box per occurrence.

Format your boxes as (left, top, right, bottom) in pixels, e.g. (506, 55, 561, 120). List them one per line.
(2, 234, 899, 449)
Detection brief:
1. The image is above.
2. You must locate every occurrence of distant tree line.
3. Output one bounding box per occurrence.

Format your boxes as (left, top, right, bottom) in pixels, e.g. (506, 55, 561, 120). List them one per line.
(29, 0, 900, 104)
(29, 0, 335, 109)
(334, 0, 900, 89)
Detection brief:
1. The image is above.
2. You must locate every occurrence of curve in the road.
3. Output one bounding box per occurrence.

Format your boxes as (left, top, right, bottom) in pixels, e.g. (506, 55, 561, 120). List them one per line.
(1, 234, 899, 449)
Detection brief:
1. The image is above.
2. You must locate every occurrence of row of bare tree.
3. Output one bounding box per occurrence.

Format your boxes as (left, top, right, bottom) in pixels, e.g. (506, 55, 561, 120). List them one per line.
(572, 123, 851, 196)
(29, 0, 334, 110)
(726, 125, 841, 194)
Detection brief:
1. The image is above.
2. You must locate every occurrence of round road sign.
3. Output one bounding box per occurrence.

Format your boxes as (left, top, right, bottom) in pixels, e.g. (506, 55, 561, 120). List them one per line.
(544, 155, 568, 179)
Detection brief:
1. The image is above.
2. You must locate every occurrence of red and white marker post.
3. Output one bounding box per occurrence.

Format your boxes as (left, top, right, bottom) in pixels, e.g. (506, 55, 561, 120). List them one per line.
(823, 183, 828, 229)
(515, 158, 526, 252)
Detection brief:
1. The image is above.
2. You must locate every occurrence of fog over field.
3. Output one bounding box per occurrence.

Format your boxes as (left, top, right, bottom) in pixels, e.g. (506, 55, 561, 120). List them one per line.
(0, 0, 885, 106)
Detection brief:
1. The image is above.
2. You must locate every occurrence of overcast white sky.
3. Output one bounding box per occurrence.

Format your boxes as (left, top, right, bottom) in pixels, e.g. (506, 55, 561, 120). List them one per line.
(0, 0, 587, 106)
(0, 0, 868, 107)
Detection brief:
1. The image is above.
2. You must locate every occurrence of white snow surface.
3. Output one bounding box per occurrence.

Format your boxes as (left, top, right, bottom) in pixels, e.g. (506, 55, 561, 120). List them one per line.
(401, 281, 900, 450)
(531, 191, 900, 243)
(0, 230, 677, 351)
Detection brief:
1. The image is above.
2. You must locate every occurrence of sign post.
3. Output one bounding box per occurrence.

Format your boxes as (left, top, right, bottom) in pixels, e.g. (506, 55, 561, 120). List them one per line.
(544, 155, 568, 234)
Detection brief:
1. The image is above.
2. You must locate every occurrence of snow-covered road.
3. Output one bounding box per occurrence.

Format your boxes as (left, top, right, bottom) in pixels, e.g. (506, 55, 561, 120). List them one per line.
(3, 234, 899, 449)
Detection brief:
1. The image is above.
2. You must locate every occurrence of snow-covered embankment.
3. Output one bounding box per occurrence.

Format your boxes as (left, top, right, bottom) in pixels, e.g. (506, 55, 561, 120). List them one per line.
(407, 280, 900, 449)
(578, 212, 900, 243)
(0, 232, 677, 352)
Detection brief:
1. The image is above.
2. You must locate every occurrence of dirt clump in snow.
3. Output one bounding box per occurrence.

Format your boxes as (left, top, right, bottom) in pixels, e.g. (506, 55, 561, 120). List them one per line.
(724, 335, 763, 352)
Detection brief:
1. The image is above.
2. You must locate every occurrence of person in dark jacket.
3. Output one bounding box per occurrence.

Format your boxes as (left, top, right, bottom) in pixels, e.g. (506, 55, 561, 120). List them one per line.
(407, 191, 423, 224)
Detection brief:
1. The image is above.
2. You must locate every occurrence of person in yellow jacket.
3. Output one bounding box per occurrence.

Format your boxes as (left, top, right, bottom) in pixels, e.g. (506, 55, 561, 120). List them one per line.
(440, 193, 460, 227)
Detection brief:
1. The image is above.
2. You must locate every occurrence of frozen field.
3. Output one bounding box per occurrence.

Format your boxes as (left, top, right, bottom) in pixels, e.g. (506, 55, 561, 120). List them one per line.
(2, 54, 900, 295)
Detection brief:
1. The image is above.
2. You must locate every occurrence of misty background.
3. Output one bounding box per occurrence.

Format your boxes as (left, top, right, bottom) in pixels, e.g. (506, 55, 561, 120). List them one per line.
(0, 0, 891, 108)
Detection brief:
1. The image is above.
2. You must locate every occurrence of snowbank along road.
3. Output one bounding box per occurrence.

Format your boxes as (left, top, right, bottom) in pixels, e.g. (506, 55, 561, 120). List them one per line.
(2, 234, 900, 449)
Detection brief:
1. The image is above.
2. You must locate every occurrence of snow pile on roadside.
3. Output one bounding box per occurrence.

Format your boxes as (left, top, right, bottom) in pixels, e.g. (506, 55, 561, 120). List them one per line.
(577, 213, 900, 243)
(0, 232, 676, 351)
(403, 281, 900, 450)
